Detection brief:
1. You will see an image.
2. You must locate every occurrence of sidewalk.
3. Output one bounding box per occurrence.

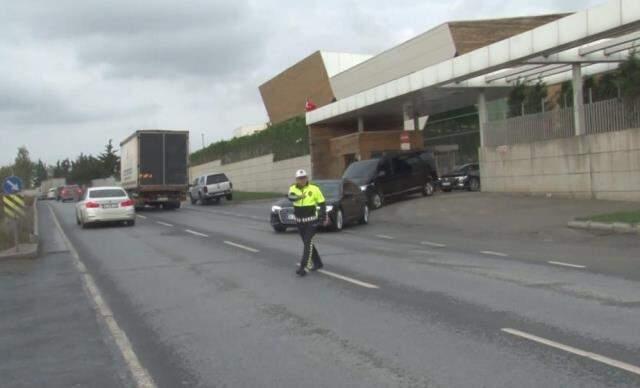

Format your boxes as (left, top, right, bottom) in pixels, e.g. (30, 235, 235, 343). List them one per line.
(0, 203, 126, 388)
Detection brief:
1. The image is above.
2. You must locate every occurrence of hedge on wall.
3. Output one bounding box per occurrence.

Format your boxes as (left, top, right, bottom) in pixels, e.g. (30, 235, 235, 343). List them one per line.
(190, 116, 309, 166)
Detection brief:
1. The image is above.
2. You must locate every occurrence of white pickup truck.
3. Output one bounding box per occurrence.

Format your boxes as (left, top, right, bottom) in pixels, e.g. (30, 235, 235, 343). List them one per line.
(189, 173, 233, 205)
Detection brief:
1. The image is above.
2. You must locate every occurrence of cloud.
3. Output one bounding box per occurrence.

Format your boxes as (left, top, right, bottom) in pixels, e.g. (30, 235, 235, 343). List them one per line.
(0, 0, 605, 165)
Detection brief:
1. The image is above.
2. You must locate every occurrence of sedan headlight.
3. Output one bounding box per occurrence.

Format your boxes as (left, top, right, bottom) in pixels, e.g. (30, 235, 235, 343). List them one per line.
(271, 205, 282, 212)
(326, 205, 334, 212)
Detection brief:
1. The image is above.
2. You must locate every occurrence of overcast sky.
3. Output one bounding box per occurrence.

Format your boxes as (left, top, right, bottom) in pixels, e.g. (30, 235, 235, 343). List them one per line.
(0, 0, 601, 165)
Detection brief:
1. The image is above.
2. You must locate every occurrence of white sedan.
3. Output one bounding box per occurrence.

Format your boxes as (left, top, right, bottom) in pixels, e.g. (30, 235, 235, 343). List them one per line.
(75, 187, 136, 228)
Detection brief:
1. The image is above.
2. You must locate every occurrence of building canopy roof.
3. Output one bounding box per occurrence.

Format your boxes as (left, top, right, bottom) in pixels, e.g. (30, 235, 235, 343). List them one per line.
(307, 0, 640, 126)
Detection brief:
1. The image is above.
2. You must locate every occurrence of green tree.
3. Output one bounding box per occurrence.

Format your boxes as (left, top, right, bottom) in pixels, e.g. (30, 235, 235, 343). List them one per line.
(98, 139, 120, 178)
(618, 52, 640, 99)
(13, 146, 33, 189)
(33, 159, 48, 187)
(507, 81, 547, 117)
(69, 153, 104, 185)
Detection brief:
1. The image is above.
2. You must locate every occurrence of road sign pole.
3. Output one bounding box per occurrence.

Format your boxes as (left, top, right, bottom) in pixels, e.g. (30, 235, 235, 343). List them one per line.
(13, 218, 19, 253)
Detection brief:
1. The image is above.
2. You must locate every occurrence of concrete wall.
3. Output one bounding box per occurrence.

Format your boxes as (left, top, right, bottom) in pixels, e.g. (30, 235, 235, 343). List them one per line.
(480, 127, 640, 201)
(189, 154, 311, 193)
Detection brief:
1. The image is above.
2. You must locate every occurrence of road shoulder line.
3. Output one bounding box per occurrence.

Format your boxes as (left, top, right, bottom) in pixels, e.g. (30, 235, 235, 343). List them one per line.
(47, 204, 156, 388)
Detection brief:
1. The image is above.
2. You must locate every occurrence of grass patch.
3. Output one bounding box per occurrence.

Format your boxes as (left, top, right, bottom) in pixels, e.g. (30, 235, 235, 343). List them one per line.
(232, 191, 283, 202)
(577, 210, 640, 225)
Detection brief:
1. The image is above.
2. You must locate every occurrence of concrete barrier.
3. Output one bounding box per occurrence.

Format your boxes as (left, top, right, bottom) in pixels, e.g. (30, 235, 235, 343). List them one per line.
(190, 154, 311, 193)
(480, 127, 640, 201)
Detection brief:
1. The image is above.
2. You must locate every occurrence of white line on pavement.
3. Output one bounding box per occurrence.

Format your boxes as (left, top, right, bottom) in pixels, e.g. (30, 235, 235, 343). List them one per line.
(501, 328, 640, 376)
(480, 250, 508, 257)
(375, 234, 395, 240)
(224, 240, 260, 253)
(156, 221, 174, 227)
(47, 205, 157, 388)
(548, 261, 586, 269)
(317, 269, 380, 289)
(136, 214, 147, 219)
(185, 229, 209, 238)
(421, 241, 447, 248)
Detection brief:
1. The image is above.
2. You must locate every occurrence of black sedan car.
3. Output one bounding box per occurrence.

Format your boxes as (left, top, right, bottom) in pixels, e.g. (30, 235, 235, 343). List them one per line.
(440, 163, 480, 192)
(270, 179, 369, 232)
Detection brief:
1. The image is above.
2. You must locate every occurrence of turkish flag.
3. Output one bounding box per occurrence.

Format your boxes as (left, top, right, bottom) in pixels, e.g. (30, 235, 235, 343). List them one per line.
(305, 98, 317, 112)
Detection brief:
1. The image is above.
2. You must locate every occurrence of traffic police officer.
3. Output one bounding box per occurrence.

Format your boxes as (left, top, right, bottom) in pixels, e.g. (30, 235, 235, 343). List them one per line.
(288, 169, 327, 276)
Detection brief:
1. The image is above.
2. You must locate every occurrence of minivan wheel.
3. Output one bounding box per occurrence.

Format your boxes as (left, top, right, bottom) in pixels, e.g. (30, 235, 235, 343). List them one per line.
(333, 209, 344, 231)
(469, 178, 480, 192)
(359, 205, 369, 225)
(422, 182, 435, 197)
(370, 192, 383, 209)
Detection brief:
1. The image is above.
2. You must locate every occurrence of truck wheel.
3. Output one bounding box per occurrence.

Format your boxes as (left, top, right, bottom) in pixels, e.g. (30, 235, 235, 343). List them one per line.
(198, 193, 205, 205)
(422, 181, 435, 197)
(189, 193, 196, 205)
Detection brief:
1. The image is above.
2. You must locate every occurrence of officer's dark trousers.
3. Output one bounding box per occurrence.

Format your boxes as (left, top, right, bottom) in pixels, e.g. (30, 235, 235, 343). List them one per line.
(297, 221, 322, 270)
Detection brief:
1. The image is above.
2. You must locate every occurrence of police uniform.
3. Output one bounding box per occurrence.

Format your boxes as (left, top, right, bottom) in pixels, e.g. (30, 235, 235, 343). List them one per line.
(288, 179, 326, 275)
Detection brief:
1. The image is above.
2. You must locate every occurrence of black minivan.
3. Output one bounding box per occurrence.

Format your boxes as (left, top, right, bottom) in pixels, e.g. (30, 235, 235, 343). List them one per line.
(342, 151, 436, 209)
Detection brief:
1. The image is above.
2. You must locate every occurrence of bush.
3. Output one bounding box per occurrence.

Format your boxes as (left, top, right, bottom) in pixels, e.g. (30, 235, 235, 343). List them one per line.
(191, 116, 309, 166)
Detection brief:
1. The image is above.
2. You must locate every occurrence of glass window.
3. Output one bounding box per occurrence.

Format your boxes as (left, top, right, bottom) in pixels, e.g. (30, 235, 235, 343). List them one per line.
(343, 159, 379, 180)
(206, 174, 228, 184)
(393, 156, 412, 174)
(89, 189, 127, 198)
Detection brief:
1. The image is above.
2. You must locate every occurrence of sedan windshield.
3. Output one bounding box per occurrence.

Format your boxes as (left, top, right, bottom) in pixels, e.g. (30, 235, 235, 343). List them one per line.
(316, 182, 341, 197)
(343, 160, 378, 180)
(89, 189, 127, 198)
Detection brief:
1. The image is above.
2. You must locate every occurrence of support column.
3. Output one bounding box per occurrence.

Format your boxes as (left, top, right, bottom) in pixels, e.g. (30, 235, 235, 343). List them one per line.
(477, 90, 488, 148)
(572, 64, 586, 136)
(357, 116, 364, 133)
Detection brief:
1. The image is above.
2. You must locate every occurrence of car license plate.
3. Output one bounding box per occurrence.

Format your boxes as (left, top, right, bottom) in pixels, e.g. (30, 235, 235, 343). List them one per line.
(102, 203, 118, 209)
(157, 196, 168, 202)
(442, 181, 451, 186)
(288, 214, 296, 220)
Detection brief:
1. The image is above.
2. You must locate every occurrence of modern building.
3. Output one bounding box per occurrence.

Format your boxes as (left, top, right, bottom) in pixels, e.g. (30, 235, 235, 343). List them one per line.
(307, 0, 640, 201)
(233, 123, 268, 138)
(305, 14, 568, 178)
(259, 51, 371, 125)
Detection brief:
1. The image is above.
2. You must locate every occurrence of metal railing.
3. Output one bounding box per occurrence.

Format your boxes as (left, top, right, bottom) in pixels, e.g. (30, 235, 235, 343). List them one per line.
(484, 98, 640, 147)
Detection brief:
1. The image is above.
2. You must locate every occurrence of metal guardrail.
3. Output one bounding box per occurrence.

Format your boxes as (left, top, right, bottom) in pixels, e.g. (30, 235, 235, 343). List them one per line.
(484, 98, 640, 147)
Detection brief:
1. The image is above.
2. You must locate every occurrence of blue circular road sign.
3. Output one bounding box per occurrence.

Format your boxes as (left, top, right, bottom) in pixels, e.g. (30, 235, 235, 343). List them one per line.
(3, 176, 23, 194)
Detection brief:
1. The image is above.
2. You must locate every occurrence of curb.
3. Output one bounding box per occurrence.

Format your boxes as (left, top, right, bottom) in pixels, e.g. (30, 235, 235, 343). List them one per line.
(568, 220, 640, 235)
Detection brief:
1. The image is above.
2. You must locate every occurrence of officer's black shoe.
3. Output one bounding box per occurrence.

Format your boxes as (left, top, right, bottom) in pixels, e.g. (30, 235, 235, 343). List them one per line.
(310, 263, 323, 271)
(296, 267, 307, 277)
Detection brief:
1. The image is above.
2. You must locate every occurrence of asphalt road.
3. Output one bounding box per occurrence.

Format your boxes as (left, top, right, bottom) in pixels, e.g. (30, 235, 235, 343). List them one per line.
(39, 197, 640, 387)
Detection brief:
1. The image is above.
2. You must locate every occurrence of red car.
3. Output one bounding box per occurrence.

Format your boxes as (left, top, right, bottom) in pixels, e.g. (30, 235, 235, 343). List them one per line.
(59, 185, 83, 202)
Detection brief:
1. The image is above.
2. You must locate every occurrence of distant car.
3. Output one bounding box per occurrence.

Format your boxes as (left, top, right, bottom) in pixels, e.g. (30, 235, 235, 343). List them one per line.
(270, 179, 369, 233)
(59, 185, 83, 202)
(75, 187, 135, 228)
(440, 163, 480, 192)
(46, 188, 57, 200)
(342, 151, 436, 209)
(189, 173, 233, 205)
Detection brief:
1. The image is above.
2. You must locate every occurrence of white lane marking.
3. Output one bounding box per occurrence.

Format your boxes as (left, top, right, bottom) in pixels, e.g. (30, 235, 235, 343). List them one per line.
(156, 221, 174, 227)
(548, 261, 586, 269)
(375, 234, 395, 240)
(501, 328, 640, 376)
(318, 269, 380, 289)
(185, 229, 209, 238)
(224, 240, 260, 253)
(47, 205, 157, 388)
(136, 214, 147, 219)
(421, 241, 446, 248)
(480, 250, 508, 257)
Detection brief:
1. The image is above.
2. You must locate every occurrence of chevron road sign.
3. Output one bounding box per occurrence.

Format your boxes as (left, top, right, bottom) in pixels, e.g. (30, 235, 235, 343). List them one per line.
(3, 194, 25, 220)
